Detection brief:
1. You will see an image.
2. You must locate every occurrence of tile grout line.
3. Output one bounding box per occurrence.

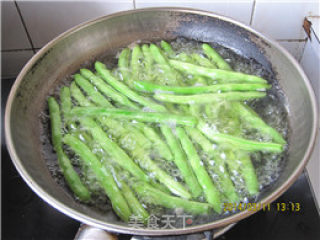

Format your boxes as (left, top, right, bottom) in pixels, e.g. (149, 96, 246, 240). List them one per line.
(249, 0, 256, 26)
(1, 48, 37, 53)
(14, 1, 36, 54)
(277, 38, 307, 42)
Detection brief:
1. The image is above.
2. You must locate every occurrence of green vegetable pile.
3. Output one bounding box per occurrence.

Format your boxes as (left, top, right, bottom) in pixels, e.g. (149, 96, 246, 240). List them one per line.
(48, 40, 287, 223)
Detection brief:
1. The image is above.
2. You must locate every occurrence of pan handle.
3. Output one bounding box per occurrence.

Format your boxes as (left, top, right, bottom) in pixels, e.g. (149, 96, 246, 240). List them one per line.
(74, 224, 118, 240)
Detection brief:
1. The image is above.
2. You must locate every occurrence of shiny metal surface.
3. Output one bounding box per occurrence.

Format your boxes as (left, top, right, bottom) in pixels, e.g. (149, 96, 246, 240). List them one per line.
(75, 225, 118, 240)
(5, 8, 319, 236)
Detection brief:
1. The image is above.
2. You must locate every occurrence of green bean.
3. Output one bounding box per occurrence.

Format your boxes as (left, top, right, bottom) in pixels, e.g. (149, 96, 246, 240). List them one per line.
(160, 40, 175, 57)
(202, 43, 232, 70)
(160, 126, 202, 198)
(131, 45, 143, 85)
(141, 44, 154, 78)
(118, 48, 131, 83)
(70, 81, 94, 107)
(134, 81, 271, 94)
(169, 59, 267, 84)
(48, 97, 90, 201)
(89, 63, 172, 160)
(79, 117, 150, 182)
(113, 169, 149, 221)
(74, 74, 112, 107)
(154, 91, 266, 104)
(95, 118, 170, 194)
(106, 116, 171, 161)
(69, 107, 197, 127)
(176, 127, 221, 213)
(80, 69, 139, 110)
(185, 127, 239, 203)
(73, 73, 171, 161)
(102, 123, 191, 198)
(149, 44, 181, 85)
(79, 113, 166, 193)
(191, 53, 217, 68)
(175, 52, 191, 62)
(81, 117, 189, 198)
(63, 134, 132, 222)
(101, 121, 191, 198)
(101, 117, 151, 150)
(217, 103, 259, 195)
(197, 121, 283, 153)
(136, 123, 173, 161)
(173, 53, 206, 86)
(233, 102, 286, 144)
(236, 151, 259, 195)
(60, 86, 76, 129)
(132, 182, 210, 215)
(79, 70, 155, 150)
(95, 61, 167, 112)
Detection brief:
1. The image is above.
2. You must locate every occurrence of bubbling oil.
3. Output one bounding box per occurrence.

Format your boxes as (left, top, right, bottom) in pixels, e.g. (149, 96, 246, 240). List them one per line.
(40, 37, 289, 227)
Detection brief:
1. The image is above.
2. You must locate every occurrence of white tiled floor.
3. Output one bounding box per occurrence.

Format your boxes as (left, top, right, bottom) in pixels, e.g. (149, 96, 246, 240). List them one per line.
(252, 0, 319, 40)
(1, 51, 34, 79)
(2, 1, 32, 50)
(135, 0, 254, 25)
(17, 0, 134, 48)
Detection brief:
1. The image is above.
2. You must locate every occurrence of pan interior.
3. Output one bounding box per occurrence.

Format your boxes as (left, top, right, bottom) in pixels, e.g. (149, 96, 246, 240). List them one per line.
(6, 9, 316, 234)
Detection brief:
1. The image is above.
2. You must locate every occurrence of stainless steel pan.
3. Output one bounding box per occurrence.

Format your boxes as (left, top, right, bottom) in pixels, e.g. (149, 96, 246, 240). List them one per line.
(5, 8, 318, 236)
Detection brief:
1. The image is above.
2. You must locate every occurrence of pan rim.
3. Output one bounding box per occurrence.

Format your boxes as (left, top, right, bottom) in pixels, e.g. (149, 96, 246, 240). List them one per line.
(4, 7, 319, 235)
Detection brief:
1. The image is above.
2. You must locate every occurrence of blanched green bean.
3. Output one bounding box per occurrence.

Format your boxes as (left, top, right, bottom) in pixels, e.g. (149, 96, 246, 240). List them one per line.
(233, 102, 286, 144)
(131, 45, 143, 85)
(136, 123, 173, 161)
(176, 52, 192, 62)
(95, 61, 167, 112)
(74, 72, 171, 161)
(218, 103, 259, 195)
(236, 151, 259, 195)
(197, 121, 283, 153)
(69, 107, 197, 127)
(80, 69, 139, 110)
(60, 87, 72, 119)
(118, 48, 131, 83)
(149, 44, 181, 85)
(99, 118, 190, 198)
(133, 182, 211, 215)
(161, 126, 202, 198)
(176, 127, 222, 213)
(74, 74, 112, 107)
(169, 59, 267, 84)
(191, 53, 217, 68)
(60, 87, 75, 129)
(134, 81, 271, 94)
(160, 40, 175, 57)
(81, 117, 190, 198)
(141, 44, 154, 78)
(185, 127, 239, 203)
(70, 81, 94, 107)
(48, 97, 91, 202)
(63, 134, 132, 222)
(113, 169, 149, 221)
(154, 91, 266, 104)
(202, 43, 232, 70)
(115, 135, 191, 199)
(79, 117, 150, 182)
